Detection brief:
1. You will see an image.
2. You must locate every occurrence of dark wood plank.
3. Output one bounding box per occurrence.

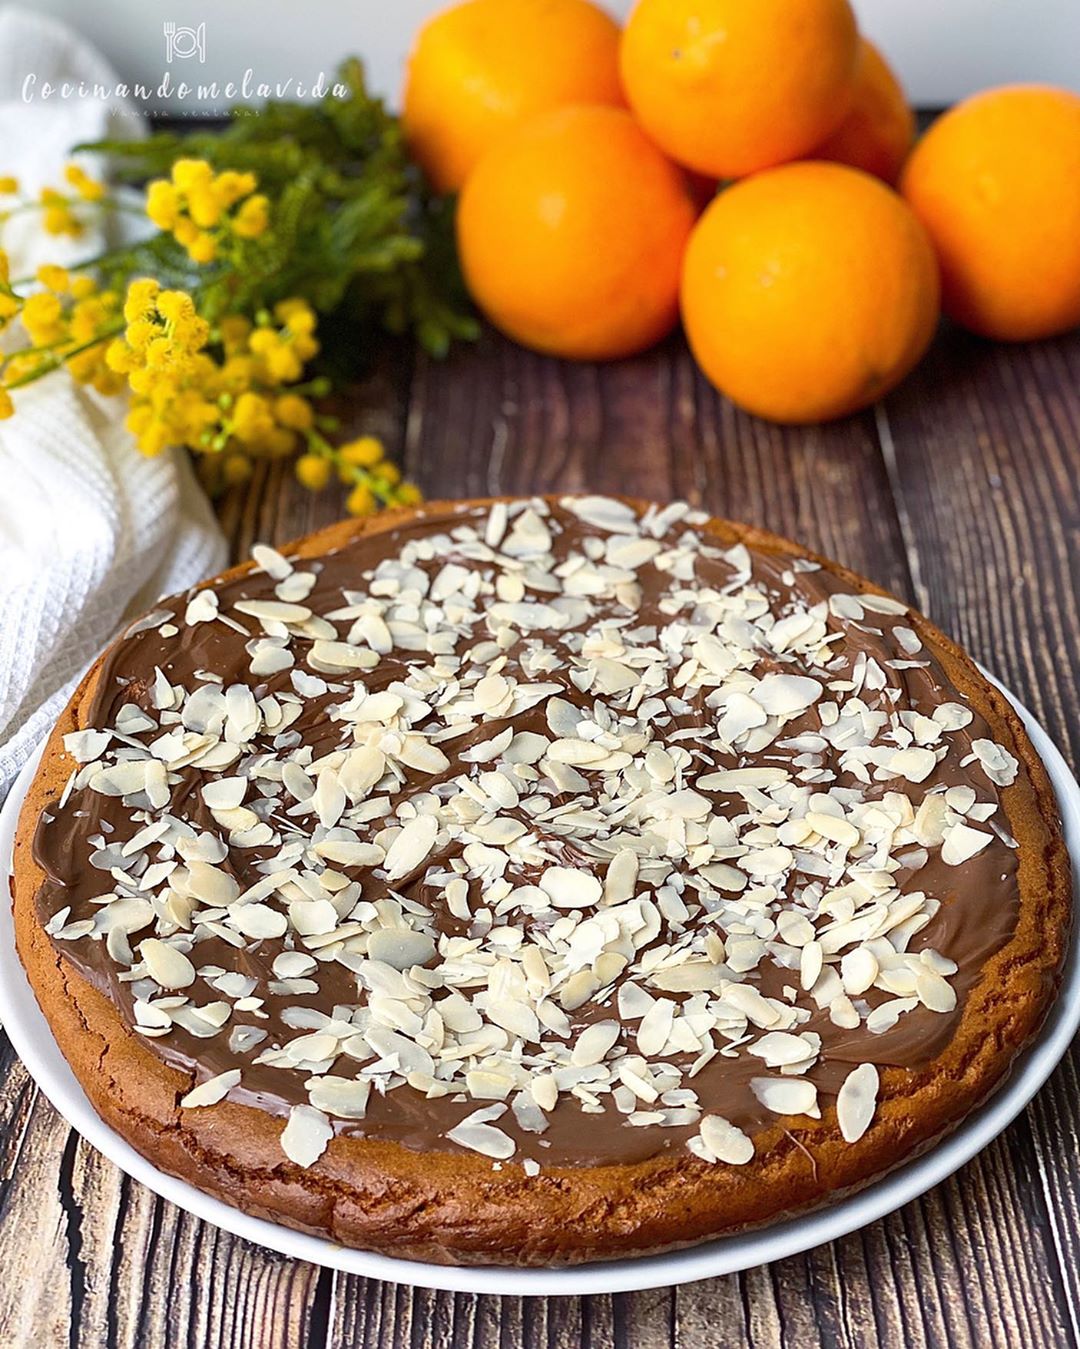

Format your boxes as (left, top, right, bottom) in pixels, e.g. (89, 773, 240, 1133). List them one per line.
(878, 329, 1080, 759)
(0, 1048, 73, 1344)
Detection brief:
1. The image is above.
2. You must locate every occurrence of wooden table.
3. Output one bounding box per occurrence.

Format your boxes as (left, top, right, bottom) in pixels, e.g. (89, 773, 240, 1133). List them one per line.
(2, 322, 1078, 1348)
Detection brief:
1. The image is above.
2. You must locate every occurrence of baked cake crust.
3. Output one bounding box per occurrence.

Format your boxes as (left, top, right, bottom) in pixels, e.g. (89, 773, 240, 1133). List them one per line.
(12, 500, 1071, 1267)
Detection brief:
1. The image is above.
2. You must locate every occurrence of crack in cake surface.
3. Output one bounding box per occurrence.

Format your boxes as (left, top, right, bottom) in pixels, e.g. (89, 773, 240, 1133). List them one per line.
(33, 497, 1023, 1172)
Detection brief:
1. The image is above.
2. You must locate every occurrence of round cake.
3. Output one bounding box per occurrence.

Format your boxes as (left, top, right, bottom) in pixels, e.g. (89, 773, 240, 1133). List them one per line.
(13, 495, 1070, 1266)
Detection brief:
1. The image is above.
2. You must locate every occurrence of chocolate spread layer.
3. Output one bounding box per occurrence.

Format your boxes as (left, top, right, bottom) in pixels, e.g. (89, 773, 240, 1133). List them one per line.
(32, 499, 1022, 1168)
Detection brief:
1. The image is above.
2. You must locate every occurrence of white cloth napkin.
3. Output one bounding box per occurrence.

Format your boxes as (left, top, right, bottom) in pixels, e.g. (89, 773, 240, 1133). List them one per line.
(0, 7, 227, 798)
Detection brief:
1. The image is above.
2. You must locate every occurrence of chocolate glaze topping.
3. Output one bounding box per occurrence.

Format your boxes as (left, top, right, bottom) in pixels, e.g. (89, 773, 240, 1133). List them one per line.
(33, 499, 1022, 1169)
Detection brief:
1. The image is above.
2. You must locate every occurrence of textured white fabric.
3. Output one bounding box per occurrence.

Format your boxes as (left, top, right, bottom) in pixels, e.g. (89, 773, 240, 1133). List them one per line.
(0, 8, 226, 796)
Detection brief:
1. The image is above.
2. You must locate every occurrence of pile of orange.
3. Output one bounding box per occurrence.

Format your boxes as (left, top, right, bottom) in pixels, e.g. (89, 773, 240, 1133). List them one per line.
(403, 0, 1080, 424)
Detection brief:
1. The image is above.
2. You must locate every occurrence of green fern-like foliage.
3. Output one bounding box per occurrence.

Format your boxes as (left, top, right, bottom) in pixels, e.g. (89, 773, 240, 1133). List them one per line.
(79, 57, 477, 357)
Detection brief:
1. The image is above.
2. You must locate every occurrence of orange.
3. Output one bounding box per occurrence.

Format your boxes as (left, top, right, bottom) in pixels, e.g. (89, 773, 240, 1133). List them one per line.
(813, 40, 914, 184)
(619, 0, 858, 179)
(901, 85, 1080, 341)
(681, 162, 939, 423)
(402, 0, 623, 194)
(457, 105, 698, 361)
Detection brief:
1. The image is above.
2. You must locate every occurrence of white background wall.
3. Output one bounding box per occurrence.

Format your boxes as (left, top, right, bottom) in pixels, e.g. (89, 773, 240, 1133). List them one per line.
(22, 0, 1080, 115)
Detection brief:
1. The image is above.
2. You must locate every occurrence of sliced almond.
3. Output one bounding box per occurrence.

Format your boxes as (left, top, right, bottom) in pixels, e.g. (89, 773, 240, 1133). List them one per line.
(750, 1077, 819, 1117)
(181, 1068, 240, 1108)
(836, 1063, 879, 1143)
(941, 822, 993, 866)
(306, 1075, 371, 1119)
(539, 867, 601, 909)
(603, 850, 639, 906)
(140, 939, 195, 990)
(447, 1119, 515, 1160)
(384, 814, 439, 880)
(280, 1105, 333, 1166)
(697, 1115, 755, 1165)
(571, 1020, 621, 1067)
(840, 947, 879, 997)
(367, 928, 436, 970)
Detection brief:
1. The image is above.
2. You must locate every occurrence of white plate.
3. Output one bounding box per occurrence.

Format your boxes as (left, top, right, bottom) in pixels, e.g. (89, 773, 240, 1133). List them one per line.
(1, 676, 1077, 1297)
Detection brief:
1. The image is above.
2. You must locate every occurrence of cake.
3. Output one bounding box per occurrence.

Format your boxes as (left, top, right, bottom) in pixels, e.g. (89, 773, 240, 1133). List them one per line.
(12, 496, 1070, 1266)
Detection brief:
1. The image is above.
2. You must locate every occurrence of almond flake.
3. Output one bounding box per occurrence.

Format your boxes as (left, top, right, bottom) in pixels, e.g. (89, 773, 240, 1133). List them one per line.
(755, 674, 822, 716)
(970, 738, 1019, 787)
(800, 940, 824, 991)
(749, 1032, 817, 1068)
(367, 928, 437, 970)
(384, 814, 439, 880)
(941, 823, 992, 866)
(740, 846, 794, 879)
(230, 903, 288, 940)
(697, 1115, 754, 1165)
(140, 939, 196, 989)
(64, 729, 112, 763)
(889, 747, 938, 783)
(235, 598, 311, 624)
(836, 1063, 879, 1142)
(750, 1077, 819, 1117)
(280, 1104, 333, 1166)
(306, 1075, 371, 1119)
(447, 1108, 516, 1159)
(806, 812, 860, 848)
(201, 777, 247, 810)
(181, 1068, 240, 1108)
(310, 640, 379, 671)
(252, 543, 294, 580)
(637, 998, 675, 1056)
(539, 867, 601, 909)
(185, 590, 219, 625)
(866, 997, 919, 1034)
(571, 1021, 621, 1066)
(915, 967, 957, 1013)
(841, 947, 879, 997)
(933, 702, 973, 730)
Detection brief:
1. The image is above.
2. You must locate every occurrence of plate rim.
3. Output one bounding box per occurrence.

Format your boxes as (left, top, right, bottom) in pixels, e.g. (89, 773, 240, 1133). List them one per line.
(1, 672, 1077, 1297)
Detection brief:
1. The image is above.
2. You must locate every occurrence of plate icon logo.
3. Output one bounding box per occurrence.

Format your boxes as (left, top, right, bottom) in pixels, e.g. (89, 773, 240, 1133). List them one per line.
(163, 21, 207, 64)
